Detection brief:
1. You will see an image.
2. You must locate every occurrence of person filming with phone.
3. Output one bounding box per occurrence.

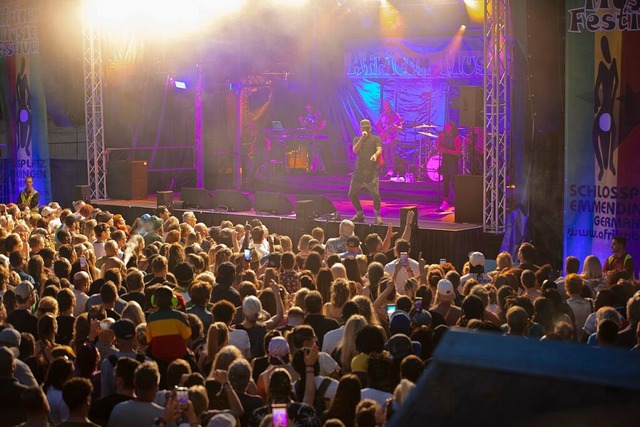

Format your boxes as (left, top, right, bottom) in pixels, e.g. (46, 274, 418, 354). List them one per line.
(383, 239, 419, 295)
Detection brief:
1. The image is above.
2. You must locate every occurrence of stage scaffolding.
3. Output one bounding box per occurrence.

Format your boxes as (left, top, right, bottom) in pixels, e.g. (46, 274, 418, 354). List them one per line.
(483, 0, 511, 234)
(82, 12, 108, 200)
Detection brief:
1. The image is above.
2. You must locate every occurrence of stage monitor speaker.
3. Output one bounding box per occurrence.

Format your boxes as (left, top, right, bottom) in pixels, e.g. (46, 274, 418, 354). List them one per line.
(107, 161, 148, 200)
(297, 194, 337, 217)
(75, 185, 91, 204)
(454, 175, 483, 224)
(213, 189, 252, 212)
(157, 191, 173, 209)
(255, 192, 294, 215)
(400, 206, 418, 229)
(181, 187, 215, 209)
(459, 86, 483, 128)
(296, 200, 314, 222)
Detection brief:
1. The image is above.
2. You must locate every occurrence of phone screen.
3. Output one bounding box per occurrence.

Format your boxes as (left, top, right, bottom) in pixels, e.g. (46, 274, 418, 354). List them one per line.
(400, 252, 408, 265)
(244, 248, 251, 261)
(272, 404, 288, 427)
(439, 258, 447, 265)
(387, 304, 396, 318)
(79, 257, 86, 268)
(414, 297, 423, 311)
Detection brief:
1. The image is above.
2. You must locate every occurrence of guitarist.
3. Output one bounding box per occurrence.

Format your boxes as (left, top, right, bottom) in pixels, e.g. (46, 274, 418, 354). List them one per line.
(376, 101, 403, 178)
(298, 103, 327, 172)
(436, 121, 462, 212)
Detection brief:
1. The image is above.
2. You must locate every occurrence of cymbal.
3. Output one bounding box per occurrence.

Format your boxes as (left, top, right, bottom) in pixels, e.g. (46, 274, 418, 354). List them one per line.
(417, 131, 438, 138)
(415, 124, 438, 129)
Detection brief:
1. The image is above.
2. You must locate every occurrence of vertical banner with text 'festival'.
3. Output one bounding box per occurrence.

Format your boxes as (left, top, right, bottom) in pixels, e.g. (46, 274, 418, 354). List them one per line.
(0, 0, 51, 206)
(565, 0, 640, 275)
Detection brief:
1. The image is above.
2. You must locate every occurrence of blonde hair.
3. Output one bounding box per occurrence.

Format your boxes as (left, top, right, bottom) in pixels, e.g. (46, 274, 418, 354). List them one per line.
(122, 301, 145, 326)
(352, 296, 380, 326)
(36, 296, 59, 318)
(330, 263, 347, 279)
(581, 255, 604, 280)
(205, 322, 229, 359)
(210, 345, 243, 376)
(496, 252, 513, 271)
(331, 279, 350, 309)
(338, 315, 367, 371)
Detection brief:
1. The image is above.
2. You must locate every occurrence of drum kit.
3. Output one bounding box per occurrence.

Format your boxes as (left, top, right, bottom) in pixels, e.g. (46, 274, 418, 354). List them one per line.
(413, 123, 442, 182)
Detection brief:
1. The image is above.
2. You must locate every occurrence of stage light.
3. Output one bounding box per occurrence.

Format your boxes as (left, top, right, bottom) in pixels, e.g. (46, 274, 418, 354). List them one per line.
(461, 24, 466, 30)
(174, 80, 187, 90)
(463, 0, 483, 23)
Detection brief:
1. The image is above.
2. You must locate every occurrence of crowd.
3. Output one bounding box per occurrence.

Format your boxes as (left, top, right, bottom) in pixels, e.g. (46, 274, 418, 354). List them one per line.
(0, 195, 639, 427)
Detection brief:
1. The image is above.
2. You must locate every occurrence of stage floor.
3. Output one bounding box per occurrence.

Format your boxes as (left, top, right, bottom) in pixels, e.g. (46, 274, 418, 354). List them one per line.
(95, 177, 502, 270)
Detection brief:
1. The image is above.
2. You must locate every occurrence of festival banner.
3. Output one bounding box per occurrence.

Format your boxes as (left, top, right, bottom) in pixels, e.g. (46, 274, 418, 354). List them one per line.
(0, 0, 52, 206)
(564, 0, 640, 275)
(345, 37, 484, 79)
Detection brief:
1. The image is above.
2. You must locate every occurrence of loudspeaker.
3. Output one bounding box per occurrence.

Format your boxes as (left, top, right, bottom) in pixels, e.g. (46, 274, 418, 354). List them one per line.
(297, 194, 337, 217)
(459, 86, 483, 128)
(213, 190, 252, 212)
(75, 185, 91, 203)
(107, 161, 148, 200)
(454, 175, 483, 224)
(296, 200, 314, 222)
(254, 192, 294, 215)
(156, 191, 173, 208)
(400, 206, 418, 229)
(181, 187, 215, 209)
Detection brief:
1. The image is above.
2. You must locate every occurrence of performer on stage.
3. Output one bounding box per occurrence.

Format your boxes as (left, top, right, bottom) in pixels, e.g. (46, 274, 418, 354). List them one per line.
(18, 176, 39, 212)
(298, 103, 327, 172)
(349, 119, 383, 225)
(376, 101, 403, 177)
(436, 121, 462, 212)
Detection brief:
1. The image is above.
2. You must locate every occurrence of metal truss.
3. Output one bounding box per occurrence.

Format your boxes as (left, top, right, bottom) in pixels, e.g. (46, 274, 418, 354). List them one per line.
(483, 0, 510, 234)
(82, 9, 108, 200)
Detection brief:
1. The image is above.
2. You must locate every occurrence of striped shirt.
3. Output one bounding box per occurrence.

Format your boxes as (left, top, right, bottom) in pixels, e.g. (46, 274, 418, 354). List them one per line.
(146, 308, 191, 361)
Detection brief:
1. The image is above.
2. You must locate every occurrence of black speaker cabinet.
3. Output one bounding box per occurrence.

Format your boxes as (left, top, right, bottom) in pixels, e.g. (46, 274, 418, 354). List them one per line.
(213, 190, 252, 212)
(296, 200, 314, 222)
(156, 191, 173, 208)
(255, 192, 294, 215)
(400, 206, 418, 229)
(107, 161, 148, 200)
(454, 175, 483, 224)
(459, 86, 483, 128)
(297, 194, 337, 217)
(75, 185, 91, 203)
(181, 187, 215, 209)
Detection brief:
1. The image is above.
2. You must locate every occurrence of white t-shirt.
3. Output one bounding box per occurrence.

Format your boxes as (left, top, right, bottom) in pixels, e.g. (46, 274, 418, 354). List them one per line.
(322, 326, 344, 355)
(361, 388, 392, 407)
(384, 258, 420, 295)
(229, 328, 251, 356)
(459, 272, 492, 292)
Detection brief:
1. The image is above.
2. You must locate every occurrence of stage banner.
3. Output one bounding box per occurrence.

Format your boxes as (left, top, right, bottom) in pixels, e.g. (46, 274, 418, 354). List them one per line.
(0, 0, 52, 206)
(564, 0, 640, 275)
(340, 37, 483, 144)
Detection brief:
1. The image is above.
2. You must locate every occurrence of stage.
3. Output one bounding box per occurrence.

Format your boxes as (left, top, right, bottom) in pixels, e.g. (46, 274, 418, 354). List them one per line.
(95, 173, 503, 270)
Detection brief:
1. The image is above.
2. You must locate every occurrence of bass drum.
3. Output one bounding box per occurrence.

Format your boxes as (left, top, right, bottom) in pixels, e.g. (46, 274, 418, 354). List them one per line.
(426, 155, 442, 182)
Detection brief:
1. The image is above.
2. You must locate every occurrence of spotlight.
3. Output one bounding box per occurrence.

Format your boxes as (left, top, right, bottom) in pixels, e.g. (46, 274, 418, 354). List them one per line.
(174, 80, 187, 90)
(461, 24, 466, 30)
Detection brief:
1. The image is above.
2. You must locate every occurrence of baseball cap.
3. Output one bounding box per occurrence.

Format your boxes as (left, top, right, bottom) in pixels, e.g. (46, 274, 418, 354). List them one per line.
(140, 213, 151, 222)
(437, 279, 455, 301)
(40, 206, 54, 217)
(389, 310, 411, 335)
(111, 319, 136, 340)
(207, 412, 236, 427)
(469, 251, 486, 267)
(360, 119, 371, 128)
(96, 211, 114, 223)
(15, 281, 36, 299)
(0, 328, 21, 357)
(173, 262, 194, 285)
(346, 236, 360, 248)
(412, 310, 432, 327)
(385, 334, 414, 360)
